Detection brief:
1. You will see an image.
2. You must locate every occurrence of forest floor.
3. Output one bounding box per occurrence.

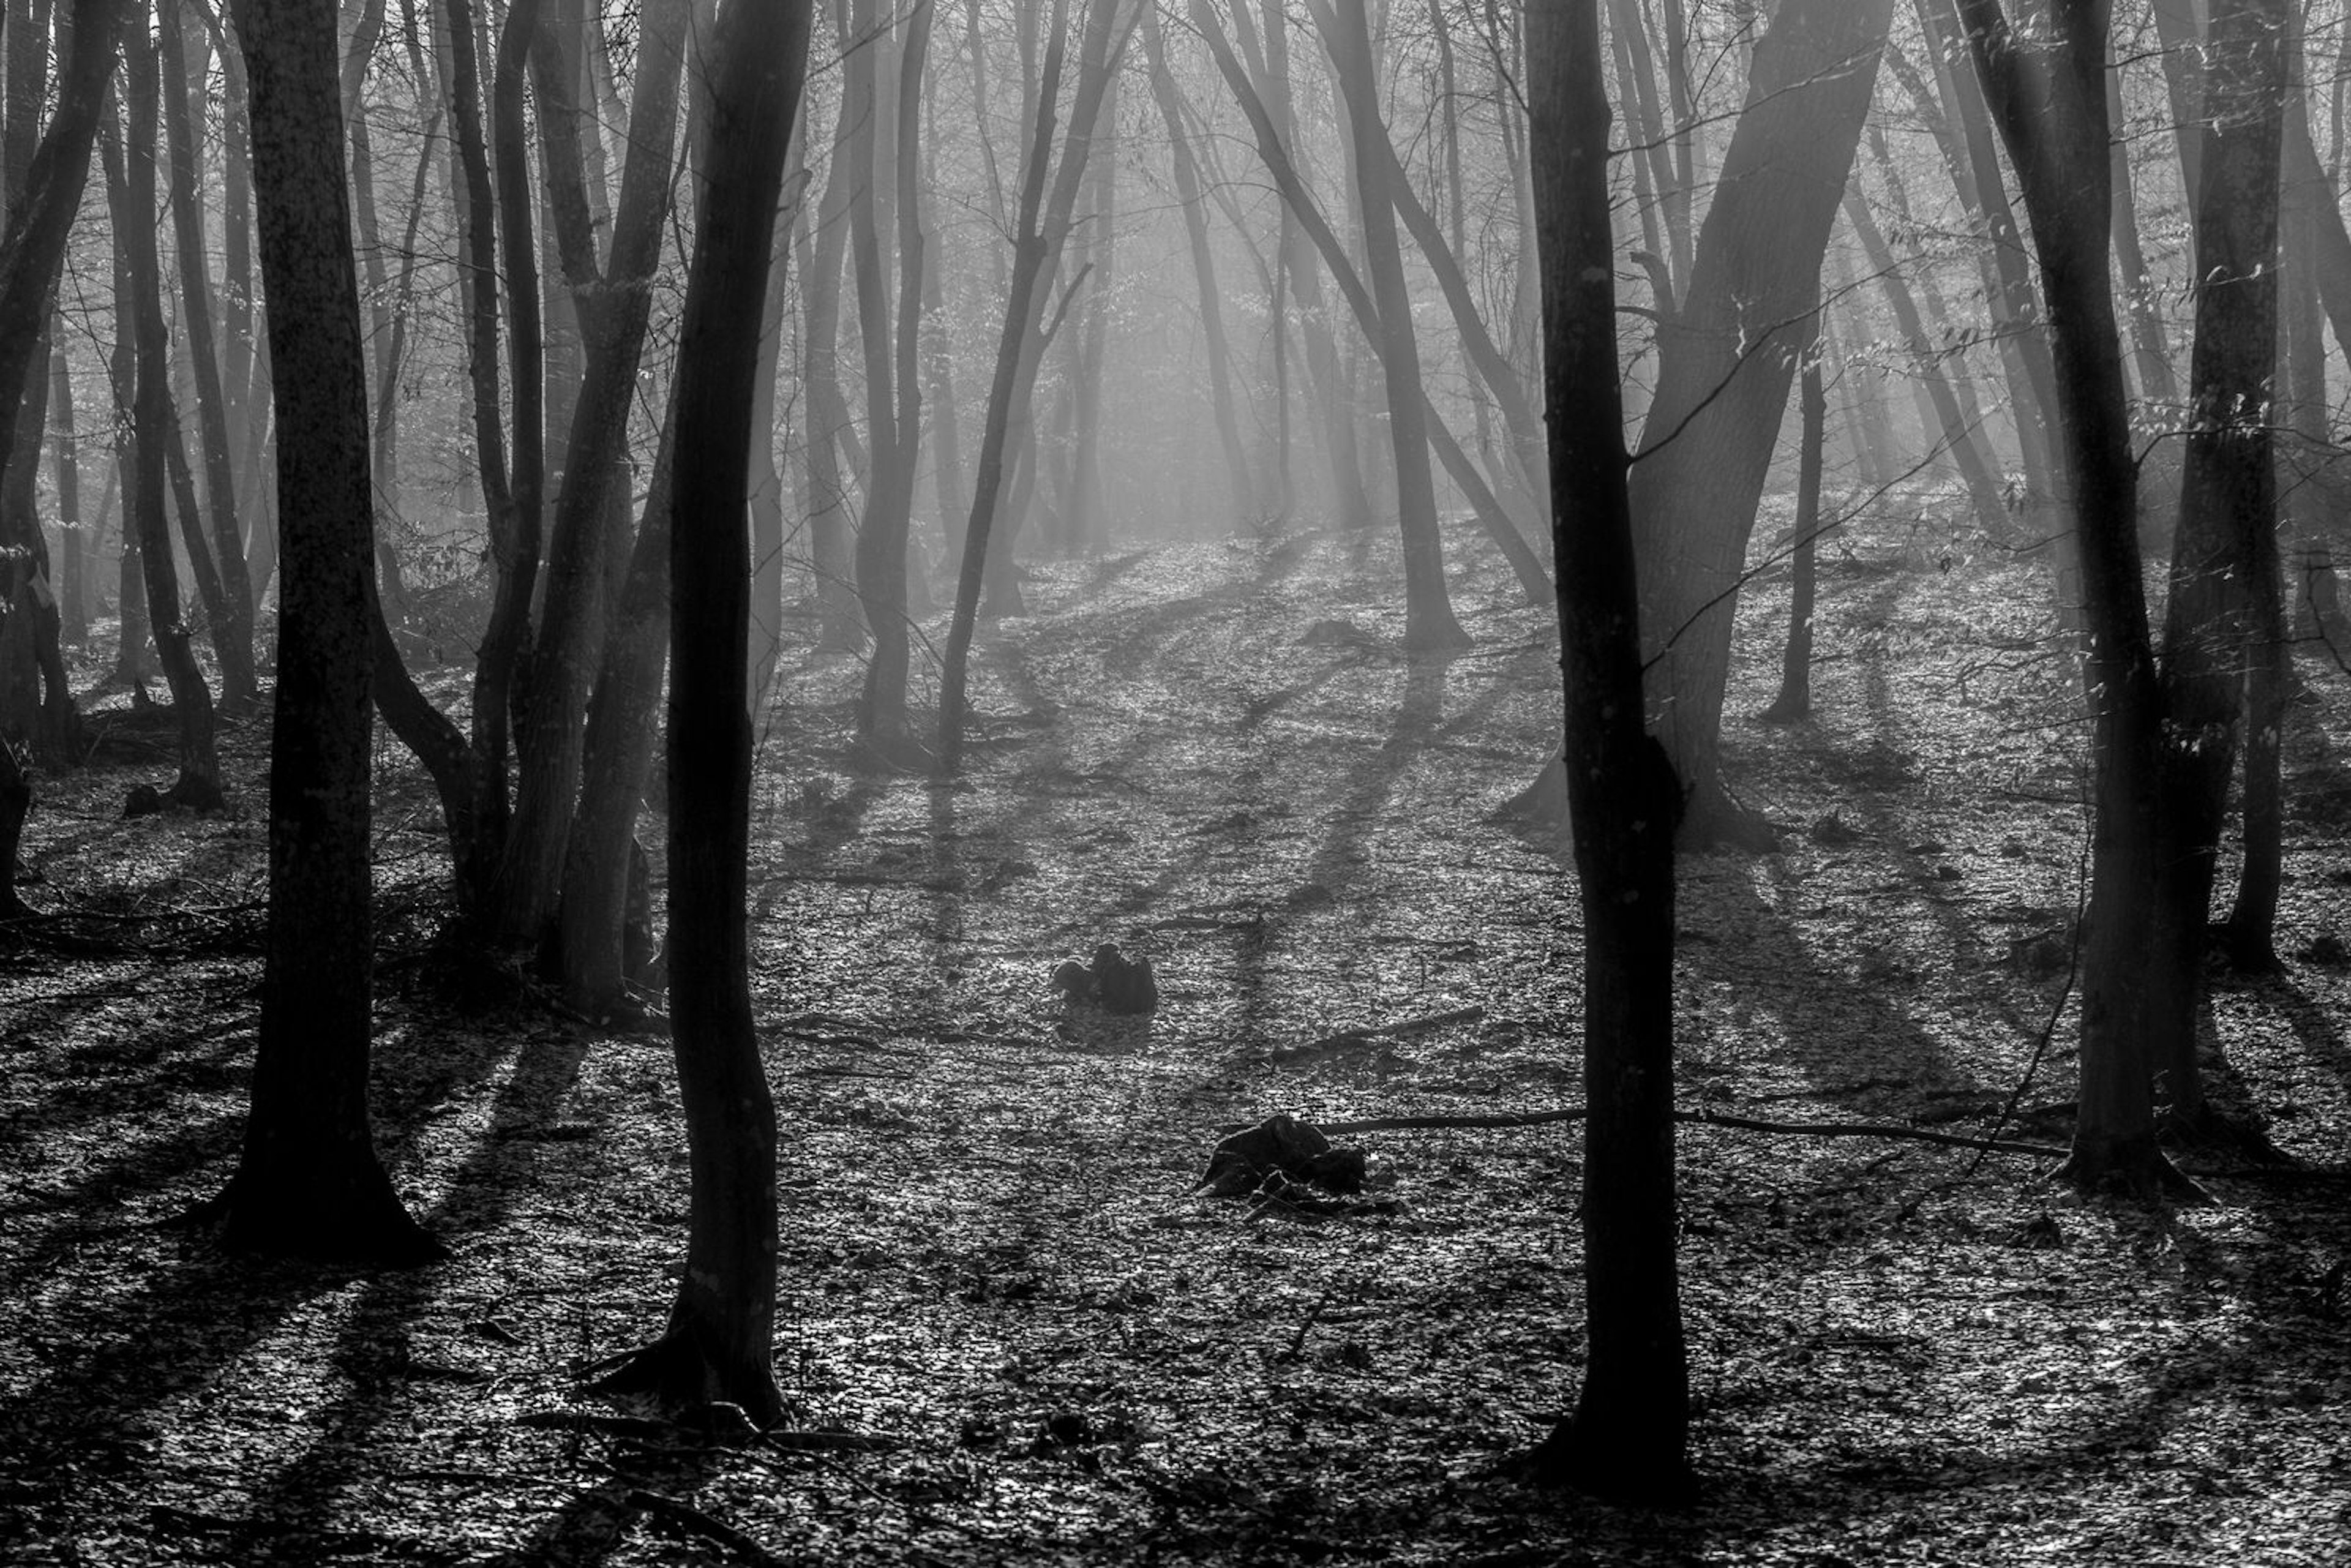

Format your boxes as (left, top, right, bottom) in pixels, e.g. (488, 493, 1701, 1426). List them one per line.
(4, 501, 2351, 1567)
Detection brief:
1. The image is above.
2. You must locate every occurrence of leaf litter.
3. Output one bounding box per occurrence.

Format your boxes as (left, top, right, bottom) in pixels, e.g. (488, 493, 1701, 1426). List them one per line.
(1, 512, 2349, 1565)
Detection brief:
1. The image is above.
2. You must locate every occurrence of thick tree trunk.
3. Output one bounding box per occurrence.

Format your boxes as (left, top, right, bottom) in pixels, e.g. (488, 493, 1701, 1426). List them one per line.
(209, 0, 438, 1264)
(1525, 0, 1690, 1505)
(2149, 0, 2285, 1133)
(800, 73, 868, 655)
(588, 0, 808, 1424)
(558, 417, 672, 1015)
(1632, 0, 1894, 848)
(1961, 0, 2195, 1200)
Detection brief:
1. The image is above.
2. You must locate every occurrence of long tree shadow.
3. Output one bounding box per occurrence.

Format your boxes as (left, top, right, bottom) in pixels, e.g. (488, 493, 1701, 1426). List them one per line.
(0, 997, 571, 1559)
(228, 1022, 599, 1558)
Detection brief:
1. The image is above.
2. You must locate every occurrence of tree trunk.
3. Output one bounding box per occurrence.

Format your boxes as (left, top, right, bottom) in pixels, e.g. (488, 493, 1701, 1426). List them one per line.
(49, 339, 84, 648)
(1763, 343, 1826, 723)
(1316, 0, 1468, 651)
(0, 0, 111, 762)
(209, 0, 439, 1264)
(1632, 0, 1894, 848)
(937, 0, 1138, 768)
(1525, 0, 1690, 1504)
(800, 69, 868, 655)
(588, 0, 808, 1424)
(2149, 0, 2285, 1133)
(501, 0, 686, 950)
(1139, 2, 1251, 527)
(116, 31, 223, 809)
(161, 0, 259, 711)
(1960, 0, 2196, 1200)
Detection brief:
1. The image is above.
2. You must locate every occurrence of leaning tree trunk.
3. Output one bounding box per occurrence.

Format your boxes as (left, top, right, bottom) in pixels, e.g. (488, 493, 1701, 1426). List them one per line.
(1632, 0, 1894, 848)
(1525, 0, 1691, 1506)
(588, 0, 808, 1425)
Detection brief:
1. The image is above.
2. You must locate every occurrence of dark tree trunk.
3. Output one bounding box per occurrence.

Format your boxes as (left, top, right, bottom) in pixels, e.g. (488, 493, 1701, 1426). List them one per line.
(1525, 0, 1690, 1506)
(501, 0, 686, 950)
(587, 0, 808, 1423)
(116, 31, 223, 809)
(208, 0, 439, 1263)
(2149, 0, 2285, 1130)
(0, 0, 113, 762)
(1961, 0, 2196, 1200)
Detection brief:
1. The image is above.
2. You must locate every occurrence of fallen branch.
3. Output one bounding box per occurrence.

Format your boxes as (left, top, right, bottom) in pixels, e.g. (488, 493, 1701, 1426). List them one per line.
(1251, 1106, 2064, 1159)
(626, 1490, 786, 1567)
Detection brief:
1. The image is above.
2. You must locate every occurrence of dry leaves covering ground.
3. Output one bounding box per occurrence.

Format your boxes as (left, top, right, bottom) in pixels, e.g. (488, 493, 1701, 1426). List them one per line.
(2, 507, 2350, 1566)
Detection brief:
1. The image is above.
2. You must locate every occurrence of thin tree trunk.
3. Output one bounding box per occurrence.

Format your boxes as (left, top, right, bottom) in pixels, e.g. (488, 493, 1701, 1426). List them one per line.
(116, 31, 223, 808)
(1763, 343, 1826, 722)
(162, 0, 259, 711)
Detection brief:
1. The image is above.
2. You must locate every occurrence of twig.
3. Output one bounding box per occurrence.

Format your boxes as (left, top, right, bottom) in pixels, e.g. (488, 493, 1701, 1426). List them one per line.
(626, 1490, 786, 1567)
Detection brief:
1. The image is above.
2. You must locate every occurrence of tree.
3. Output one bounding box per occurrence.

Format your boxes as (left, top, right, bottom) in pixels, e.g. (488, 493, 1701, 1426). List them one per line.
(1958, 0, 2195, 1198)
(1526, 0, 1690, 1504)
(935, 0, 1139, 769)
(0, 0, 119, 768)
(1632, 0, 1895, 846)
(205, 0, 440, 1263)
(114, 25, 225, 811)
(2147, 0, 2285, 1127)
(589, 0, 809, 1421)
(1313, 0, 1468, 651)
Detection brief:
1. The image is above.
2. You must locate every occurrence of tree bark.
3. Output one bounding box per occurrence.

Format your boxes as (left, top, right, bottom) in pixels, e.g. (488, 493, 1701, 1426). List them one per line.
(209, 0, 439, 1263)
(1632, 0, 1894, 848)
(1762, 342, 1826, 722)
(161, 0, 259, 711)
(588, 0, 808, 1424)
(502, 0, 687, 950)
(1960, 0, 2196, 1200)
(0, 0, 111, 762)
(1525, 0, 1690, 1504)
(116, 29, 223, 808)
(2149, 0, 2284, 1130)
